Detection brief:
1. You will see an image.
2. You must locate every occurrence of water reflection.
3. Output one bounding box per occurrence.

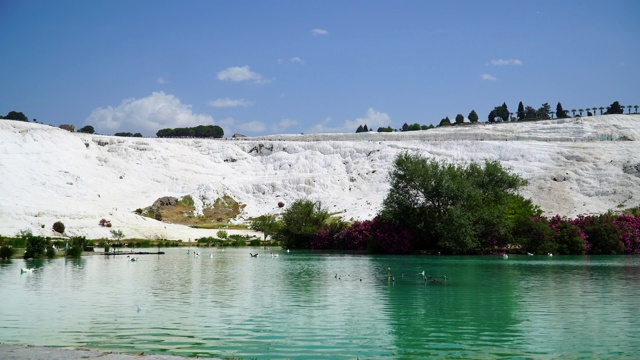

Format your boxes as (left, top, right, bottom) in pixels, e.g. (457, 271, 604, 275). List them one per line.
(1, 250, 640, 358)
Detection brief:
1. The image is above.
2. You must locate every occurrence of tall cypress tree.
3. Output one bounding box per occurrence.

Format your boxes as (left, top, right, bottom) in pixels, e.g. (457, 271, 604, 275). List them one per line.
(517, 101, 525, 120)
(556, 102, 566, 119)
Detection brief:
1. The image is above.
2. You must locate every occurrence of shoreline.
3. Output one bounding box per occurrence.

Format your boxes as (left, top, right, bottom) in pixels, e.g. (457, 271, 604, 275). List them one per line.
(0, 344, 222, 360)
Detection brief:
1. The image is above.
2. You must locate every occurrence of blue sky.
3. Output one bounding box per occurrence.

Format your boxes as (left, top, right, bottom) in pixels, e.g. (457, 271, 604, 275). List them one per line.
(1, 0, 638, 137)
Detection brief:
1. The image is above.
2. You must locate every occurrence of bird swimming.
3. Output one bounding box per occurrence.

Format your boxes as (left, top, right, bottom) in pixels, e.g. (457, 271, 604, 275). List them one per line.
(20, 268, 34, 273)
(250, 253, 259, 257)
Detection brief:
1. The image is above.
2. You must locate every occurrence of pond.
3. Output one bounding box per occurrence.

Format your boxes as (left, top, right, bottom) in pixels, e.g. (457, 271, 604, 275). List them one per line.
(1, 248, 640, 359)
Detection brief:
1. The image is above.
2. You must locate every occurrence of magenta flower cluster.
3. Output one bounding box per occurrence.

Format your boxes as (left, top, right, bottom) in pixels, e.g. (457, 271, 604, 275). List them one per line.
(311, 216, 414, 254)
(534, 213, 640, 255)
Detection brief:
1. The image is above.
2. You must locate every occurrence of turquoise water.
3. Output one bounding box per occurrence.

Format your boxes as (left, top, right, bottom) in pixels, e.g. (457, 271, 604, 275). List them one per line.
(1, 248, 640, 359)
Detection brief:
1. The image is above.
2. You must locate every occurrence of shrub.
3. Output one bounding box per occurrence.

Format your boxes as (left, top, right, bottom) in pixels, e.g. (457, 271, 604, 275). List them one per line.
(66, 236, 87, 258)
(576, 214, 625, 254)
(231, 238, 247, 247)
(520, 216, 556, 255)
(249, 239, 261, 246)
(217, 230, 228, 239)
(53, 221, 65, 234)
(46, 246, 57, 258)
(21, 231, 47, 259)
(0, 245, 16, 259)
(313, 216, 414, 254)
(99, 218, 112, 227)
(549, 215, 587, 255)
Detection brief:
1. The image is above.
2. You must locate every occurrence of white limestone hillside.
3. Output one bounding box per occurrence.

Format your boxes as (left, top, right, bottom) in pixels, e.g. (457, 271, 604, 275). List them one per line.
(1, 115, 640, 240)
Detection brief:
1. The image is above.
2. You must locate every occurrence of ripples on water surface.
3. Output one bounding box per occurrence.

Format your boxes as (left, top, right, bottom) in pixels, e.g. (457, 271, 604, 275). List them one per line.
(2, 249, 640, 359)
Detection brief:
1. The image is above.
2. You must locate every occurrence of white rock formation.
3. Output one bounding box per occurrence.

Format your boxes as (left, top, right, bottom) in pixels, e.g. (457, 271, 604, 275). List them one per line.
(1, 115, 639, 240)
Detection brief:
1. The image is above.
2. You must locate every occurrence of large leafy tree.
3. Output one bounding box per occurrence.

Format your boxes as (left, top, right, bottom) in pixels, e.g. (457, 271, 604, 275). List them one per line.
(605, 101, 624, 114)
(78, 125, 95, 134)
(277, 199, 330, 249)
(250, 214, 281, 241)
(455, 114, 464, 125)
(468, 110, 479, 123)
(536, 103, 552, 120)
(156, 125, 224, 138)
(3, 111, 28, 122)
(380, 153, 531, 254)
(438, 117, 451, 126)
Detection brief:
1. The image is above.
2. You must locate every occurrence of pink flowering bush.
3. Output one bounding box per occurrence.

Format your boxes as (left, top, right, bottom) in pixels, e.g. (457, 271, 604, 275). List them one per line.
(549, 215, 588, 254)
(311, 216, 414, 254)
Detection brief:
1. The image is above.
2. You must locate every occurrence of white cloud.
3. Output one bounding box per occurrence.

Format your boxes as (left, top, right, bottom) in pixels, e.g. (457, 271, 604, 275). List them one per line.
(488, 58, 523, 66)
(208, 98, 253, 108)
(271, 119, 298, 133)
(311, 28, 329, 36)
(308, 108, 392, 134)
(217, 66, 270, 84)
(278, 57, 305, 65)
(86, 92, 214, 136)
(481, 73, 498, 81)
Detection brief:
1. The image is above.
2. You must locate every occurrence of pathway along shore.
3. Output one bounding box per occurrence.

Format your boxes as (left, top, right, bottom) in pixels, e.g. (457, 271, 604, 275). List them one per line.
(0, 344, 221, 360)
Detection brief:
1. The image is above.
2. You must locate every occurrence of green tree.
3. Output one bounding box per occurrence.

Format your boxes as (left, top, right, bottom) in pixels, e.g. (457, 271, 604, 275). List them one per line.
(524, 106, 537, 120)
(380, 153, 530, 254)
(605, 101, 624, 114)
(627, 105, 632, 114)
(251, 214, 281, 240)
(4, 111, 28, 122)
(498, 102, 509, 122)
(455, 114, 464, 125)
(67, 236, 87, 257)
(111, 229, 125, 242)
(599, 107, 604, 115)
(488, 109, 497, 123)
(20, 230, 47, 259)
(579, 108, 584, 116)
(356, 125, 364, 133)
(438, 117, 451, 126)
(277, 199, 330, 249)
(536, 103, 551, 120)
(377, 126, 393, 132)
(634, 105, 638, 114)
(517, 101, 525, 121)
(468, 110, 479, 123)
(78, 125, 95, 134)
